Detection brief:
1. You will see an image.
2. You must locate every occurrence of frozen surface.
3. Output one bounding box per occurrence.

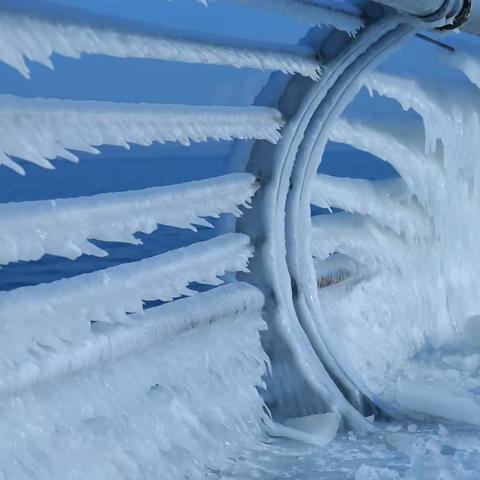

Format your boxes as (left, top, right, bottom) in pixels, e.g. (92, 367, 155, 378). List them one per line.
(0, 287, 269, 480)
(0, 233, 253, 371)
(0, 95, 283, 174)
(221, 421, 480, 479)
(0, 173, 257, 264)
(313, 52, 480, 423)
(0, 0, 322, 79)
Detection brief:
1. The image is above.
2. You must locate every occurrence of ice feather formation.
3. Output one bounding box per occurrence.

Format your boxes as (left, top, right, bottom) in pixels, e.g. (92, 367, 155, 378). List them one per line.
(0, 95, 284, 174)
(0, 0, 322, 79)
(0, 173, 258, 265)
(0, 234, 253, 368)
(0, 284, 269, 480)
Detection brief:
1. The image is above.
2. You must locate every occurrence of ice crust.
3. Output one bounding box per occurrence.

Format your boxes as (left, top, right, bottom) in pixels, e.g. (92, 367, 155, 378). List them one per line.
(316, 59, 480, 421)
(0, 95, 284, 174)
(0, 233, 253, 372)
(0, 173, 258, 265)
(0, 285, 269, 480)
(0, 0, 322, 79)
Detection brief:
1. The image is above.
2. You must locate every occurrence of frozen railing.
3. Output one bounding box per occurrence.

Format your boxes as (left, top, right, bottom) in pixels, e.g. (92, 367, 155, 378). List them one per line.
(1, 0, 479, 477)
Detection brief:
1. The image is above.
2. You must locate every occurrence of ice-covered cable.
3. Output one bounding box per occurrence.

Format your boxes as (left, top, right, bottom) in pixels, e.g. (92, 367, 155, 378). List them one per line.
(0, 173, 258, 265)
(0, 95, 284, 175)
(0, 233, 253, 368)
(0, 0, 322, 79)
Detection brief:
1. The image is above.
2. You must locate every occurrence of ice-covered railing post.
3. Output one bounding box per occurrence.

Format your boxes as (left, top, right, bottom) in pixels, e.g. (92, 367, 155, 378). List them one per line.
(1, 0, 480, 477)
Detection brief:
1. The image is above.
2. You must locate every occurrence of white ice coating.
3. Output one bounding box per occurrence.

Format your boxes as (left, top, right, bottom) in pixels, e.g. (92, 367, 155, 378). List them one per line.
(313, 64, 480, 420)
(311, 174, 429, 239)
(0, 95, 284, 175)
(0, 233, 253, 370)
(0, 286, 269, 480)
(0, 282, 264, 397)
(443, 43, 480, 90)
(205, 0, 364, 33)
(311, 212, 410, 269)
(0, 1, 322, 79)
(0, 173, 258, 265)
(330, 114, 445, 205)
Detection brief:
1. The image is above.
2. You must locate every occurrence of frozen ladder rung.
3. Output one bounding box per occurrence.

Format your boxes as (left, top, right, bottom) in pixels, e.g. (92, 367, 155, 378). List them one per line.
(0, 233, 253, 369)
(0, 173, 258, 265)
(0, 282, 264, 397)
(0, 1, 322, 79)
(311, 174, 427, 237)
(0, 95, 284, 174)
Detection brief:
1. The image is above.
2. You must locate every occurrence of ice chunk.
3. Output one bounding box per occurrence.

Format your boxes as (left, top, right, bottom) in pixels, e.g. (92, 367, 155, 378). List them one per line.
(396, 378, 480, 426)
(355, 464, 400, 480)
(268, 413, 340, 447)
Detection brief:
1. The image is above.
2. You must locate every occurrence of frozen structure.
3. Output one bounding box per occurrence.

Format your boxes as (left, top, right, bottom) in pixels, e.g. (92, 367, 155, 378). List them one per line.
(2, 0, 480, 478)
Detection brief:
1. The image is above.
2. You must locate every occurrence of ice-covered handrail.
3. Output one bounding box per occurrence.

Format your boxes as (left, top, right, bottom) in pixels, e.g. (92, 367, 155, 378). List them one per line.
(0, 95, 284, 174)
(0, 282, 264, 397)
(330, 113, 445, 204)
(0, 173, 258, 265)
(206, 0, 364, 33)
(311, 174, 428, 238)
(310, 212, 408, 266)
(0, 233, 253, 368)
(0, 0, 322, 79)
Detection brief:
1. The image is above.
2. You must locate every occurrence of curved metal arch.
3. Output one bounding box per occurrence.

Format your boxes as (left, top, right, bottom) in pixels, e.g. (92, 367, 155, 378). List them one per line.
(238, 10, 417, 429)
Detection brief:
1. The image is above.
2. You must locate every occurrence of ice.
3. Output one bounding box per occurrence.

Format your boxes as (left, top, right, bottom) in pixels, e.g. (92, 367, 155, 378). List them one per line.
(355, 464, 400, 480)
(315, 65, 480, 416)
(0, 0, 321, 79)
(0, 173, 258, 264)
(206, 0, 364, 33)
(311, 174, 428, 238)
(463, 315, 480, 348)
(0, 95, 284, 174)
(0, 233, 253, 371)
(396, 379, 480, 427)
(269, 413, 340, 447)
(0, 289, 269, 480)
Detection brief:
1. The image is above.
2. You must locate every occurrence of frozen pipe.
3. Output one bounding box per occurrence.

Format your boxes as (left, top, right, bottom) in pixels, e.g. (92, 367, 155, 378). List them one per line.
(373, 0, 480, 35)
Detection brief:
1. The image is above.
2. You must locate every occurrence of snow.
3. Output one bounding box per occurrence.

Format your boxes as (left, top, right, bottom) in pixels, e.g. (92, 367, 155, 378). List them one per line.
(0, 233, 253, 371)
(0, 173, 258, 264)
(0, 95, 284, 174)
(0, 0, 322, 79)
